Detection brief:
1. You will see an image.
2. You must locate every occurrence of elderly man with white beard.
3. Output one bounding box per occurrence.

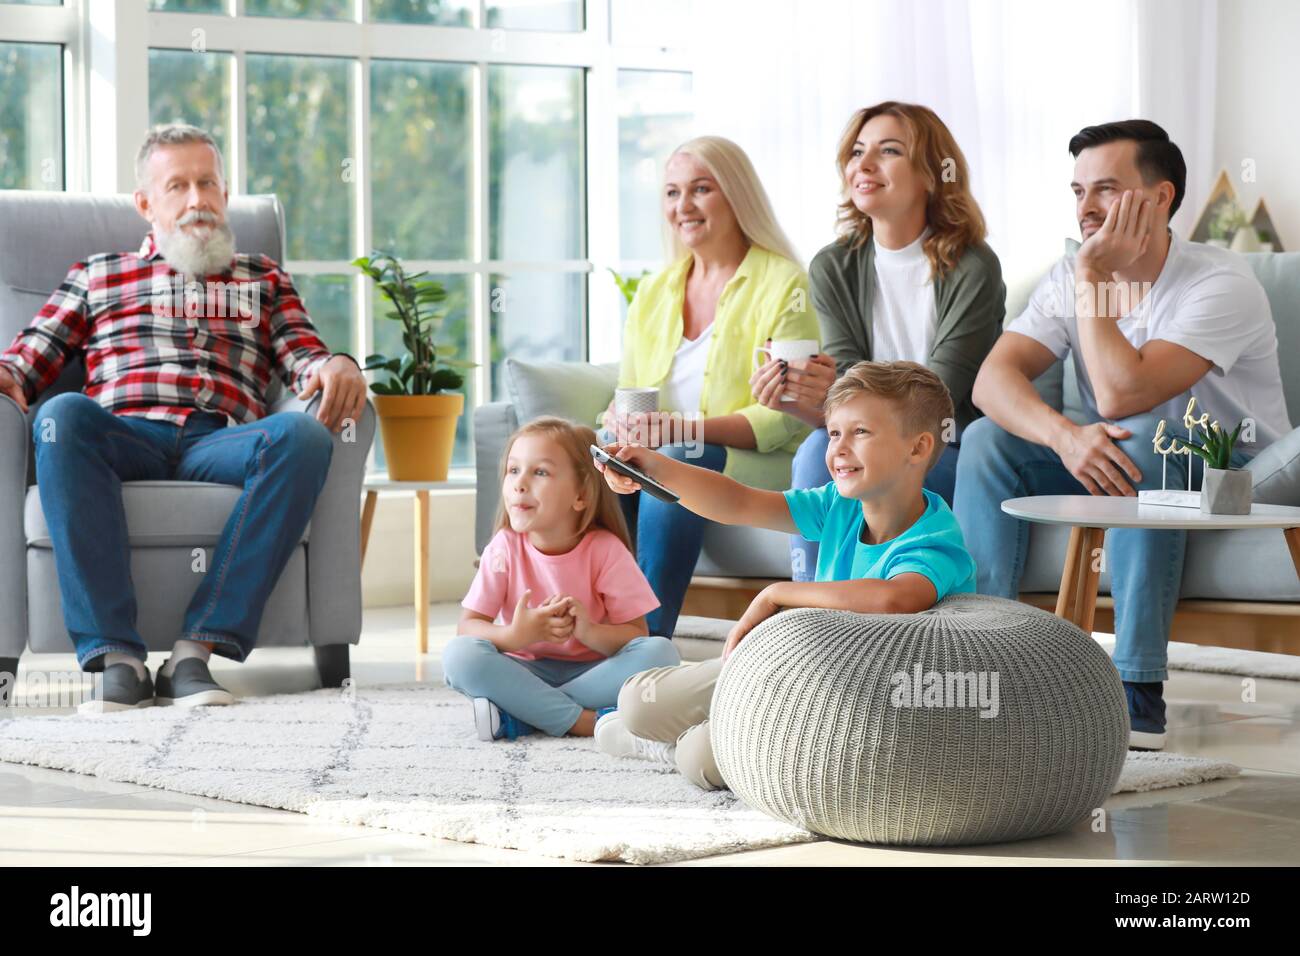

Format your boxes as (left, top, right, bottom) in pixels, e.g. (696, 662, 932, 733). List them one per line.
(0, 123, 369, 712)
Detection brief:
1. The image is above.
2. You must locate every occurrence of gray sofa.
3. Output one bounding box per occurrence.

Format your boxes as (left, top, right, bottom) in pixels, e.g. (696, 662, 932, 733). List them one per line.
(475, 250, 1300, 607)
(0, 190, 376, 688)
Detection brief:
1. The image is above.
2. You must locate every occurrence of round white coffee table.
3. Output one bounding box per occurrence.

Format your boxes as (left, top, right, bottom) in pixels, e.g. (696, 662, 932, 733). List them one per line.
(1001, 495, 1300, 632)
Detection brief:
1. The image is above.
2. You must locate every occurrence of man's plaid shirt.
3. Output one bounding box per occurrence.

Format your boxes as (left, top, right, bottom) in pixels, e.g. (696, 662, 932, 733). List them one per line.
(0, 233, 333, 425)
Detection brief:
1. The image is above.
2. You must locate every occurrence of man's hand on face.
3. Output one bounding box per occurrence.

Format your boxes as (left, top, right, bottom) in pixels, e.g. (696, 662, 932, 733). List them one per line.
(1076, 189, 1155, 277)
(0, 364, 28, 413)
(298, 355, 367, 432)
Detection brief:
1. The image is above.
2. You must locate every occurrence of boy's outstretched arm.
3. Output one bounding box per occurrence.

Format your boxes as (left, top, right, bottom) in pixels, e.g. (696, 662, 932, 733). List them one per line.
(597, 442, 797, 534)
(722, 575, 938, 658)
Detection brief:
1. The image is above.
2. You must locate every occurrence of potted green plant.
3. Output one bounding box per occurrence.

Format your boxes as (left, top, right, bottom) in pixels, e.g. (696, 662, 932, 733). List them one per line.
(1208, 201, 1248, 248)
(1184, 418, 1251, 515)
(354, 252, 475, 481)
(608, 267, 650, 306)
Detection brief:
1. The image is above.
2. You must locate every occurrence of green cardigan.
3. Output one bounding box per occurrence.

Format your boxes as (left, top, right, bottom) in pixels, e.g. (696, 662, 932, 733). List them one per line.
(808, 236, 1006, 432)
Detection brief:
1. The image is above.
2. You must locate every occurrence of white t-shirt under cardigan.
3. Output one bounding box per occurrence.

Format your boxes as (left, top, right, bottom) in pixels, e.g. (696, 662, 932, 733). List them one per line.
(658, 321, 715, 415)
(870, 230, 938, 366)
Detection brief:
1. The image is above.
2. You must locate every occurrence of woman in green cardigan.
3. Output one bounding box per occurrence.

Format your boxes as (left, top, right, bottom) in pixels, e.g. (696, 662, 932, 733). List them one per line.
(755, 102, 1005, 581)
(601, 135, 819, 638)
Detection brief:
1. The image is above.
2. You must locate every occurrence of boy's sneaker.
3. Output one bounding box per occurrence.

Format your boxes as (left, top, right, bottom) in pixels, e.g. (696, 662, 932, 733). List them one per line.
(78, 663, 154, 714)
(1125, 680, 1167, 751)
(155, 658, 234, 708)
(472, 698, 533, 741)
(594, 711, 676, 766)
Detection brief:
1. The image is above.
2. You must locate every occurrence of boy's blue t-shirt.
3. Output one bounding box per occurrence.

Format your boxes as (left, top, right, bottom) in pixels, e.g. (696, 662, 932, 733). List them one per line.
(783, 485, 978, 599)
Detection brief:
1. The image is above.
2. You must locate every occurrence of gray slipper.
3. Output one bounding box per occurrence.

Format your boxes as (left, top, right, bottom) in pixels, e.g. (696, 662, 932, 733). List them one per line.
(79, 662, 154, 714)
(155, 657, 234, 707)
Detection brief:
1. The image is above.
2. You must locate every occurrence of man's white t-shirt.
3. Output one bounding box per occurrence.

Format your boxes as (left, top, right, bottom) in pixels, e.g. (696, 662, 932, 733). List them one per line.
(1007, 232, 1292, 452)
(658, 322, 715, 414)
(871, 230, 937, 365)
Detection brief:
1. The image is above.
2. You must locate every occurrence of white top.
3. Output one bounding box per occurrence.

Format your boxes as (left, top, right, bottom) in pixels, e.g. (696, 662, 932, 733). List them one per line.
(1007, 232, 1292, 450)
(870, 230, 937, 365)
(658, 322, 715, 414)
(1001, 495, 1300, 530)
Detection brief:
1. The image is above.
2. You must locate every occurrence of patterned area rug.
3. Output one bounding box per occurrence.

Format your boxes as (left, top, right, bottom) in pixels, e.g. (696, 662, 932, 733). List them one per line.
(0, 682, 1238, 864)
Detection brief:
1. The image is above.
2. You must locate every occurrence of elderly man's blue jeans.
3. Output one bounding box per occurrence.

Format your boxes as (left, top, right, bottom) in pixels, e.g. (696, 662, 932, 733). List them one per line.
(33, 393, 334, 671)
(789, 425, 961, 582)
(951, 412, 1251, 683)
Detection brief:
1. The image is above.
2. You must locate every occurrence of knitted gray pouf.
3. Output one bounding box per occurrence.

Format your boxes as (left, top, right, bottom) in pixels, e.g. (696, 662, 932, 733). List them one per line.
(710, 594, 1128, 846)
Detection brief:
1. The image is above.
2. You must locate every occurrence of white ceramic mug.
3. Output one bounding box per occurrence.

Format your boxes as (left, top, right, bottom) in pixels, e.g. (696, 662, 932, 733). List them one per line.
(753, 339, 819, 402)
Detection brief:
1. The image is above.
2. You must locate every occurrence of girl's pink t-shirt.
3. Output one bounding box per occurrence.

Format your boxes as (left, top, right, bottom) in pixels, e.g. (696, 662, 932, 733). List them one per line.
(462, 527, 661, 662)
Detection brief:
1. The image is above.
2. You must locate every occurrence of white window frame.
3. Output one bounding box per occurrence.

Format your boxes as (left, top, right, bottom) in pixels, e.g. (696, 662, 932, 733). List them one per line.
(0, 0, 84, 191)
(2, 0, 692, 470)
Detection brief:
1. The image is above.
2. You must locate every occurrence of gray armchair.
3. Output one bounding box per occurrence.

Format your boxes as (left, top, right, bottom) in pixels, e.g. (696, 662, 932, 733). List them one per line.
(0, 190, 375, 690)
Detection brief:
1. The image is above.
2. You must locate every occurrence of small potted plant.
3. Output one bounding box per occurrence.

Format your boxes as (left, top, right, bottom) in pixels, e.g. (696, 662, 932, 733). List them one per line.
(1208, 201, 1248, 248)
(1184, 418, 1251, 515)
(355, 252, 475, 481)
(608, 267, 650, 306)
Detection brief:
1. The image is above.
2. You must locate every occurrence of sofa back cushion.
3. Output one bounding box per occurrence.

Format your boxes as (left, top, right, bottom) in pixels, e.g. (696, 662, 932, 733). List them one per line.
(504, 357, 619, 431)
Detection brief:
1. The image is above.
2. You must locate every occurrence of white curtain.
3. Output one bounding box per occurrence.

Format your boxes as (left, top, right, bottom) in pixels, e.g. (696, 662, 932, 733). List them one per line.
(691, 0, 1218, 290)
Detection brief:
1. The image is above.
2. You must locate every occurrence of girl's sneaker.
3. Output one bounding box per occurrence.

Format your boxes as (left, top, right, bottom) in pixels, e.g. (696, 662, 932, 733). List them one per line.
(594, 711, 676, 766)
(472, 698, 533, 741)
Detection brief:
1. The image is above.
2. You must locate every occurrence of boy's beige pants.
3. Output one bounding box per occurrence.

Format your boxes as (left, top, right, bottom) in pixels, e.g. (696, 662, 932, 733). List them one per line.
(617, 658, 726, 790)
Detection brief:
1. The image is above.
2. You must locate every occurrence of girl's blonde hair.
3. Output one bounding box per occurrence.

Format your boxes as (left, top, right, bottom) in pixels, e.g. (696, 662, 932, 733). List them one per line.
(834, 102, 987, 280)
(662, 135, 802, 266)
(493, 416, 633, 553)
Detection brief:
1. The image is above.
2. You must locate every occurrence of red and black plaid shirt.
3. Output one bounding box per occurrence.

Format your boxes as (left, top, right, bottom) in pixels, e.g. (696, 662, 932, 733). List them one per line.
(0, 233, 334, 425)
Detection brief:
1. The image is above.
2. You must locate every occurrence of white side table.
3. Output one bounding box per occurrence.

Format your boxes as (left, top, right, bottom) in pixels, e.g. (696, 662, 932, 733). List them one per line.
(1002, 495, 1300, 632)
(360, 476, 474, 653)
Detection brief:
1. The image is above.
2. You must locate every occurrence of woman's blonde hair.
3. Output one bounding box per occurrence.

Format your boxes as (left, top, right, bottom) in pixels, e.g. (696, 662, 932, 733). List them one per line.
(662, 135, 802, 266)
(834, 102, 987, 280)
(493, 417, 633, 553)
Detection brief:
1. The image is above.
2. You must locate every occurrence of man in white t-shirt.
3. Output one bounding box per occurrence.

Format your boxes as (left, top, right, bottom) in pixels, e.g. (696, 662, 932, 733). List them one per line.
(953, 120, 1291, 751)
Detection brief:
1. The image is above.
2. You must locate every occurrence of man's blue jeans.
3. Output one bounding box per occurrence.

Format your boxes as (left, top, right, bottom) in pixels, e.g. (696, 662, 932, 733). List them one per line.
(597, 433, 728, 638)
(441, 634, 681, 736)
(33, 393, 334, 671)
(789, 426, 960, 582)
(951, 413, 1251, 684)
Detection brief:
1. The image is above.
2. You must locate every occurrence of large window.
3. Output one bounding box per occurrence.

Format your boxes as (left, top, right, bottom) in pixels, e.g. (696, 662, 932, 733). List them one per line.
(2, 1, 692, 472)
(0, 41, 63, 190)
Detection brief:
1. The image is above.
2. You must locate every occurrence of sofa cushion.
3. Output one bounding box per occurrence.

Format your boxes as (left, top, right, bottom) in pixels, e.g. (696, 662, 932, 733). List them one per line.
(1247, 425, 1300, 506)
(1243, 251, 1300, 426)
(26, 544, 310, 651)
(505, 358, 619, 431)
(25, 481, 312, 549)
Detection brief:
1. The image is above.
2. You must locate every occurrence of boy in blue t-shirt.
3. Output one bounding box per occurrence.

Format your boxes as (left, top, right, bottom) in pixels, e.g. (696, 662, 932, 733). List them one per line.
(592, 360, 978, 790)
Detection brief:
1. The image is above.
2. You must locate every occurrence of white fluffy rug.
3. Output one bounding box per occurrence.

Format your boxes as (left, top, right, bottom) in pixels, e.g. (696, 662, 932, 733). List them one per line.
(1093, 636, 1300, 681)
(0, 682, 1238, 863)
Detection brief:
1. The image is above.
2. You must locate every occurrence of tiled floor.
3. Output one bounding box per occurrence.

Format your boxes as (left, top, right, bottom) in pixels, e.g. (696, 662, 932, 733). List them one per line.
(3, 604, 1300, 866)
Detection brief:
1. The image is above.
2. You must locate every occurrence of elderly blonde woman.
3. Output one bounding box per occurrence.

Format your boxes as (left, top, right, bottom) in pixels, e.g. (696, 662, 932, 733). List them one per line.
(601, 135, 818, 639)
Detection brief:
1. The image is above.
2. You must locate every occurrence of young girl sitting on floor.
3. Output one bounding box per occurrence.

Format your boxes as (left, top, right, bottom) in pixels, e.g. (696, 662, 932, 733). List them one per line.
(443, 416, 680, 741)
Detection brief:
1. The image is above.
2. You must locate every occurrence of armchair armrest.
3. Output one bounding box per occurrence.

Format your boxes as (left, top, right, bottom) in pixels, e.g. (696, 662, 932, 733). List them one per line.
(474, 401, 517, 554)
(0, 395, 29, 658)
(271, 393, 376, 646)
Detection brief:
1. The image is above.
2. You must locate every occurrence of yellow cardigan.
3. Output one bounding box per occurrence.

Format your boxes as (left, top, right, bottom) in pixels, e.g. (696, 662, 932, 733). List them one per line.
(617, 245, 818, 491)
